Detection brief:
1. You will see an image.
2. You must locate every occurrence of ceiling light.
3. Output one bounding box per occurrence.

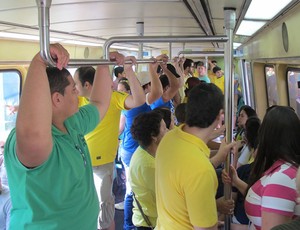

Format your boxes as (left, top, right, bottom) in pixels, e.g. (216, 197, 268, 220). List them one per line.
(233, 43, 242, 49)
(236, 20, 267, 36)
(245, 0, 292, 20)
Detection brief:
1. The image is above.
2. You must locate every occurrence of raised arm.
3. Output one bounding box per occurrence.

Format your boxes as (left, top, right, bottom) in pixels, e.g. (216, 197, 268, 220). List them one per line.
(147, 56, 164, 104)
(173, 56, 185, 88)
(160, 62, 180, 102)
(90, 51, 123, 120)
(16, 43, 69, 167)
(123, 56, 146, 109)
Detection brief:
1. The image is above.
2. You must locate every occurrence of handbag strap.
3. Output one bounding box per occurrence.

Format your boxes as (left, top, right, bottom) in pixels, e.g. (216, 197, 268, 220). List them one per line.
(132, 191, 154, 229)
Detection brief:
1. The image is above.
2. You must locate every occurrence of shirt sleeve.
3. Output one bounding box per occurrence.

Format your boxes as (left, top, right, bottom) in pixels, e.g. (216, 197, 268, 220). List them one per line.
(261, 171, 297, 216)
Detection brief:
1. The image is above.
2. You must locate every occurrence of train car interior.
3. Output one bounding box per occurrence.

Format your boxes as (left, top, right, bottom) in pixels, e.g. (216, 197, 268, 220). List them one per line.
(1, 1, 300, 229)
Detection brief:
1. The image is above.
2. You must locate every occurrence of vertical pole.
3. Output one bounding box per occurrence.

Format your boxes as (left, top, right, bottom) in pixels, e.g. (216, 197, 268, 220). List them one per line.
(205, 56, 208, 72)
(137, 22, 144, 59)
(169, 42, 172, 59)
(223, 7, 236, 230)
(36, 0, 56, 66)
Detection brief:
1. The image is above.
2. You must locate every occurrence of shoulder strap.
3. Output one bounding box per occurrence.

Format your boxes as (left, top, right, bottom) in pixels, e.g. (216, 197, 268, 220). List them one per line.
(132, 192, 154, 229)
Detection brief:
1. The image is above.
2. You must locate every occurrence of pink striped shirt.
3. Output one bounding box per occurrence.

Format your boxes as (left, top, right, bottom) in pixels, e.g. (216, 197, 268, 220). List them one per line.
(245, 160, 300, 230)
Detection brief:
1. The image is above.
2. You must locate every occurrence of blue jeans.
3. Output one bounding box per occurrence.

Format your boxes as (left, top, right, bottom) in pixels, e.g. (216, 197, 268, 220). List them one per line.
(123, 192, 135, 230)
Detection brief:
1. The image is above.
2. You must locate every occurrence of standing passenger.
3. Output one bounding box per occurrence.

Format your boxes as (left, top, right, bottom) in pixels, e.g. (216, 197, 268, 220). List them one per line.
(113, 66, 126, 90)
(212, 66, 225, 94)
(245, 106, 300, 230)
(120, 56, 165, 230)
(74, 59, 145, 230)
(155, 83, 234, 229)
(196, 61, 211, 83)
(129, 111, 168, 229)
(4, 44, 121, 229)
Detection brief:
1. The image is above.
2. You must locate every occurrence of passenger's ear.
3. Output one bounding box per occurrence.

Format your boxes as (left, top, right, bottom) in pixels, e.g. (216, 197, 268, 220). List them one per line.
(84, 81, 92, 89)
(51, 92, 63, 107)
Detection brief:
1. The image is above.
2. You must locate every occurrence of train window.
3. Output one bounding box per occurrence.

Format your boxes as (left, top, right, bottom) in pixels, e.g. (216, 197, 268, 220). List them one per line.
(264, 65, 278, 107)
(287, 68, 300, 116)
(0, 70, 21, 142)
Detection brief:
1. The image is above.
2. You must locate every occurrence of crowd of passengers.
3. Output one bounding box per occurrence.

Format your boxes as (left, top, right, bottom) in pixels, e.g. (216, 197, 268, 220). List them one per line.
(1, 43, 300, 230)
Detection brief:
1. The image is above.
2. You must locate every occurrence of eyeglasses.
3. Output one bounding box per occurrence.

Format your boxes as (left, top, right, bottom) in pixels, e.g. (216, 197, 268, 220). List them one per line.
(75, 144, 87, 167)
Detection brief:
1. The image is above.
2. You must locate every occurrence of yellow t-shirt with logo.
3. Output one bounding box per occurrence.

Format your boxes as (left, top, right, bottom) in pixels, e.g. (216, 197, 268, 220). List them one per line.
(155, 125, 218, 229)
(78, 91, 128, 166)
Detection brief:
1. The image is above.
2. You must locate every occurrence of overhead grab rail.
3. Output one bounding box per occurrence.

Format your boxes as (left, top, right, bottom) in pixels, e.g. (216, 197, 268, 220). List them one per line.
(37, 0, 228, 66)
(177, 50, 224, 56)
(103, 36, 228, 59)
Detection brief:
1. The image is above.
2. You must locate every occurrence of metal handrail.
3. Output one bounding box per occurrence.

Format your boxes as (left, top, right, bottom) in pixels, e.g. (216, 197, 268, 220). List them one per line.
(103, 36, 228, 59)
(36, 0, 228, 66)
(177, 50, 224, 56)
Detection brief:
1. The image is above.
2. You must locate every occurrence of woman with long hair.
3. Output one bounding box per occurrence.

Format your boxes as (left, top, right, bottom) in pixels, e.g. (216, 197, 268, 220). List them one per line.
(245, 106, 300, 230)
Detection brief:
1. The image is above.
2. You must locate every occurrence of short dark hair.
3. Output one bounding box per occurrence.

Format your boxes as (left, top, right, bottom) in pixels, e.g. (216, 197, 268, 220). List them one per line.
(175, 103, 186, 124)
(184, 77, 201, 97)
(114, 66, 124, 78)
(186, 83, 224, 128)
(183, 59, 194, 70)
(75, 66, 95, 86)
(46, 67, 71, 95)
(213, 66, 222, 74)
(196, 61, 205, 67)
(153, 107, 172, 129)
(131, 111, 163, 148)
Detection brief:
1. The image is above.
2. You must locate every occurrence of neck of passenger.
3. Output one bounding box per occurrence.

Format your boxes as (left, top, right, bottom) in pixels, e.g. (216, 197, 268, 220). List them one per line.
(144, 143, 157, 157)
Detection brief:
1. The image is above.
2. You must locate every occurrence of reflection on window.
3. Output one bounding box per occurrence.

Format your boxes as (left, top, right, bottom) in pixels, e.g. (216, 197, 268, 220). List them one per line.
(265, 65, 278, 107)
(287, 69, 300, 117)
(0, 70, 21, 142)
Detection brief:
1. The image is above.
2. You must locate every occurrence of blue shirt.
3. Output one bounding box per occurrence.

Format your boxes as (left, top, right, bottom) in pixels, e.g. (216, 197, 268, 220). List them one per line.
(121, 103, 151, 166)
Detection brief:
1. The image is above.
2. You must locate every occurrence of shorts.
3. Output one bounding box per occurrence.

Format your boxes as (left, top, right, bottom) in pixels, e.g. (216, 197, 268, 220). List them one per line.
(93, 162, 115, 229)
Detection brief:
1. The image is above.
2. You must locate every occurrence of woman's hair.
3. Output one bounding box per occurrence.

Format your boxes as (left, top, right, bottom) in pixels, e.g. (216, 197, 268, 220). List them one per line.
(131, 111, 163, 148)
(153, 107, 172, 129)
(118, 77, 130, 92)
(248, 106, 300, 188)
(245, 116, 261, 150)
(238, 105, 257, 118)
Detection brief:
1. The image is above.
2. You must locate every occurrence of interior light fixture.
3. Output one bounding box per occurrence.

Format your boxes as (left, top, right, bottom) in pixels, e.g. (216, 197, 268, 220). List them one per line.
(0, 32, 40, 41)
(245, 0, 292, 20)
(61, 40, 100, 47)
(0, 31, 140, 52)
(0, 32, 61, 43)
(233, 42, 242, 49)
(236, 20, 267, 36)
